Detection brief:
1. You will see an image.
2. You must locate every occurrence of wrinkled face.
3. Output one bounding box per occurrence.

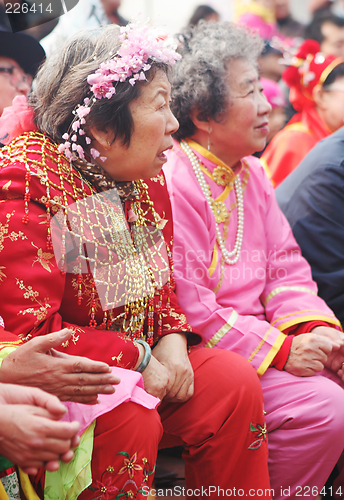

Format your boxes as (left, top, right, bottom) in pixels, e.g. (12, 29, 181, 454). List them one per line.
(0, 56, 31, 116)
(99, 71, 179, 181)
(321, 22, 344, 59)
(321, 75, 344, 132)
(207, 58, 271, 166)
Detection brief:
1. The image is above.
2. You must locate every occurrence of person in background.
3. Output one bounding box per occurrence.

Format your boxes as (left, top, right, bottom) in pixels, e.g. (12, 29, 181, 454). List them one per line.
(276, 126, 344, 329)
(255, 77, 286, 159)
(0, 31, 45, 119)
(258, 41, 285, 82)
(41, 0, 127, 57)
(0, 0, 11, 31)
(305, 11, 344, 58)
(235, 0, 279, 40)
(274, 0, 305, 38)
(308, 0, 344, 16)
(262, 39, 344, 187)
(164, 20, 344, 500)
(188, 4, 220, 26)
(276, 124, 344, 497)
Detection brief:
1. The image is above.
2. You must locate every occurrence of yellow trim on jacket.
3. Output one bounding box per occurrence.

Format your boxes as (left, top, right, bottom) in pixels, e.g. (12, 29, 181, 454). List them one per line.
(205, 310, 239, 348)
(257, 331, 287, 377)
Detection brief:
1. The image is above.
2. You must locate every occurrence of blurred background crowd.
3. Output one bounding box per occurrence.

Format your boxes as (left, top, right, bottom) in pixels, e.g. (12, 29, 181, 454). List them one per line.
(3, 0, 344, 185)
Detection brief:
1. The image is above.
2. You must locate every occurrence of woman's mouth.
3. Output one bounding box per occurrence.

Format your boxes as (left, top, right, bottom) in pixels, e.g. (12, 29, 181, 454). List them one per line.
(157, 145, 173, 162)
(256, 122, 269, 133)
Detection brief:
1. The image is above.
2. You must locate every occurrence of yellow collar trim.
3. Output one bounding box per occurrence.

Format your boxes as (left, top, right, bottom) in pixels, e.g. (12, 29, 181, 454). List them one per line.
(186, 139, 235, 172)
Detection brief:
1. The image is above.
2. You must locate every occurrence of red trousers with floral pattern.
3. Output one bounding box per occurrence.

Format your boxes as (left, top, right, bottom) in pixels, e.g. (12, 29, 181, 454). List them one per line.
(78, 348, 271, 500)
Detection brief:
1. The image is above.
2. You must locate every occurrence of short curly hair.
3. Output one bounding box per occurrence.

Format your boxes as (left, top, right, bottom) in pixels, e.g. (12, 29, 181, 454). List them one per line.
(171, 21, 264, 141)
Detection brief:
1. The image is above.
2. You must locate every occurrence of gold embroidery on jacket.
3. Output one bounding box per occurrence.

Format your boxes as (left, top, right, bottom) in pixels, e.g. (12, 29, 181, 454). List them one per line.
(16, 278, 51, 325)
(31, 242, 55, 272)
(150, 173, 165, 186)
(0, 211, 27, 253)
(0, 267, 6, 282)
(163, 308, 192, 332)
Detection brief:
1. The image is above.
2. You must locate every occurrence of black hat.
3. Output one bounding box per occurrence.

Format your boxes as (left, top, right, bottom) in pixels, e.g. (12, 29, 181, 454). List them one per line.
(0, 31, 45, 76)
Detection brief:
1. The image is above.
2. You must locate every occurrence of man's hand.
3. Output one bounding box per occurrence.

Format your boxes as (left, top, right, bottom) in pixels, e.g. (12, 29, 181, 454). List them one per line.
(152, 333, 194, 403)
(0, 329, 120, 404)
(284, 331, 343, 377)
(0, 383, 81, 475)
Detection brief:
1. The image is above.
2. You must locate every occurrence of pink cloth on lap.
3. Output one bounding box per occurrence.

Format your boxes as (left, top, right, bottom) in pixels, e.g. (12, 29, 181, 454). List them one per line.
(62, 367, 160, 435)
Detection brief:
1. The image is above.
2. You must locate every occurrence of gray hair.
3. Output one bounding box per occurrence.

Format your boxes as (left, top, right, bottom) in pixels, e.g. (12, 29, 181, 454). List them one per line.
(30, 25, 169, 146)
(171, 21, 264, 141)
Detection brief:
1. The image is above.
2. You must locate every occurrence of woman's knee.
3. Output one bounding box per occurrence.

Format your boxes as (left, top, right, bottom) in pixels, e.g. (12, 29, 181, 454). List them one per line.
(95, 402, 163, 443)
(191, 348, 263, 410)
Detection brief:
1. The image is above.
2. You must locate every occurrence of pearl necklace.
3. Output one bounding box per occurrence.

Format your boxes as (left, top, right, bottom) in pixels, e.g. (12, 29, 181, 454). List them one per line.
(180, 141, 244, 265)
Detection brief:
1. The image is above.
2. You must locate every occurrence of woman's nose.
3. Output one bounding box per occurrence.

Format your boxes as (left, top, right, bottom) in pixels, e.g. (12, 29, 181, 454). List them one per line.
(167, 108, 179, 135)
(259, 92, 272, 115)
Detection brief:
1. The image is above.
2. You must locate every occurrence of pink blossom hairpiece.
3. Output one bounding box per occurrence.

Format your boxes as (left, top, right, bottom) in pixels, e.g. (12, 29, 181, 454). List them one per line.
(58, 20, 181, 163)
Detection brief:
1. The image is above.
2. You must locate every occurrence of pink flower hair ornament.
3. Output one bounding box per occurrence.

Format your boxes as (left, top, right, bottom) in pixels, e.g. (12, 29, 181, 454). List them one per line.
(58, 21, 181, 163)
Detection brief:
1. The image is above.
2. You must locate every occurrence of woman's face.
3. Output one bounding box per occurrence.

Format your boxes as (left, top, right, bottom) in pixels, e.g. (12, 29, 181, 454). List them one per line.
(98, 71, 179, 181)
(0, 56, 32, 116)
(208, 58, 271, 166)
(320, 75, 344, 132)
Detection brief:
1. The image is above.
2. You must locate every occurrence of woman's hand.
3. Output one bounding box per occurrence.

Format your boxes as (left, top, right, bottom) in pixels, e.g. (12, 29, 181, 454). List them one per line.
(312, 327, 344, 377)
(140, 355, 170, 400)
(152, 333, 194, 403)
(0, 329, 120, 404)
(0, 383, 80, 476)
(284, 331, 343, 377)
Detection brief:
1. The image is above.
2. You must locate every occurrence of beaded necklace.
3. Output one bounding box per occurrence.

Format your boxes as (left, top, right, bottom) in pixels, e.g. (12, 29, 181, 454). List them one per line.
(1, 132, 174, 345)
(180, 140, 244, 266)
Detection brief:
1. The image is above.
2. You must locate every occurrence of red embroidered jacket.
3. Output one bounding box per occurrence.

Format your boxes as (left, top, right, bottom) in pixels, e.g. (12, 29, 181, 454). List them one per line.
(0, 132, 200, 368)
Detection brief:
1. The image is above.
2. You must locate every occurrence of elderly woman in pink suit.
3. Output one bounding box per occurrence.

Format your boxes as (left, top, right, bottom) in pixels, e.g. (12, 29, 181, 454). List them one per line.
(164, 20, 344, 500)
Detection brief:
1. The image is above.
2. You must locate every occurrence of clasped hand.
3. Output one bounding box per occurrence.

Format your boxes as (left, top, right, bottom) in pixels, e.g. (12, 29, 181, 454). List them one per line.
(0, 383, 81, 476)
(141, 333, 194, 402)
(284, 326, 344, 380)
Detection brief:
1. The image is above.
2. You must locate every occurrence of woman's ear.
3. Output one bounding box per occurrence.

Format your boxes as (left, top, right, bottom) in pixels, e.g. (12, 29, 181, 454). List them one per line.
(89, 127, 114, 149)
(189, 108, 210, 132)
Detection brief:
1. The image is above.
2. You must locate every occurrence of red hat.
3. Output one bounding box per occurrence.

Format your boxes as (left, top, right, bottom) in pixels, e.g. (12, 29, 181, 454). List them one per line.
(282, 39, 343, 111)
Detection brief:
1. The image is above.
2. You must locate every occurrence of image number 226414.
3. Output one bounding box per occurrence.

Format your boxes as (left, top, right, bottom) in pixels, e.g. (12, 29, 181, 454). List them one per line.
(4, 0, 79, 32)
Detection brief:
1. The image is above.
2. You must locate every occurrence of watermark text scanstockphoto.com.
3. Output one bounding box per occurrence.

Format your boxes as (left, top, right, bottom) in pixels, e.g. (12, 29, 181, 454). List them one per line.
(142, 485, 343, 497)
(142, 486, 274, 497)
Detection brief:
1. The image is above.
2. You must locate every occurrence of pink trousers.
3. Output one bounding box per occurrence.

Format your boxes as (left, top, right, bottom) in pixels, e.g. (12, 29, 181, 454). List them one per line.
(261, 367, 344, 500)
